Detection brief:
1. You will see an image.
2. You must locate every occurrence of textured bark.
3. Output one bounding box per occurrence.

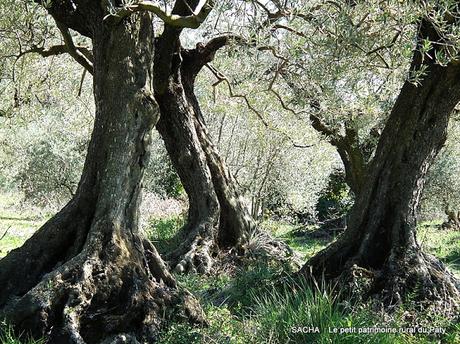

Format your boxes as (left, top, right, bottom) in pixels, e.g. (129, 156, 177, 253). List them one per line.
(336, 127, 368, 196)
(301, 43, 460, 307)
(182, 59, 254, 248)
(153, 31, 254, 273)
(442, 208, 460, 230)
(155, 84, 220, 273)
(0, 13, 203, 343)
(310, 115, 368, 195)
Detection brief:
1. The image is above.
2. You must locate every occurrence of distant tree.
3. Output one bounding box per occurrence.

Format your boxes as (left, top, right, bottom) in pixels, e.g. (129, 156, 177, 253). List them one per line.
(422, 119, 460, 228)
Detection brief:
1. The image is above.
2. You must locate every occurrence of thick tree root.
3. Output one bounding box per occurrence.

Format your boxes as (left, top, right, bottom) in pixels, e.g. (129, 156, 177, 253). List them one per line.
(303, 250, 460, 316)
(375, 252, 460, 313)
(173, 236, 215, 274)
(1, 230, 205, 344)
(166, 221, 216, 274)
(168, 226, 299, 275)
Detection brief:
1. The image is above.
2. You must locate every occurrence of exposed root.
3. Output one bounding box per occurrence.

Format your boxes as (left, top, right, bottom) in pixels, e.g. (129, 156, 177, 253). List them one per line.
(304, 250, 460, 317)
(167, 225, 301, 275)
(165, 221, 217, 274)
(173, 235, 215, 274)
(376, 252, 460, 314)
(1, 229, 205, 344)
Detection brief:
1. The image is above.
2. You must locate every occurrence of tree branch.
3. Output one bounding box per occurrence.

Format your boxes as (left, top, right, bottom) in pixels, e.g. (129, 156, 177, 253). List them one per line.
(182, 33, 287, 80)
(54, 20, 94, 75)
(206, 63, 312, 149)
(309, 113, 339, 142)
(18, 44, 93, 62)
(107, 0, 215, 29)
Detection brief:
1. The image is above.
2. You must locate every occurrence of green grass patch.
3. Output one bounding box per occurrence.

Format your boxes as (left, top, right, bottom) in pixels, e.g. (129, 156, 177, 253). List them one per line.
(0, 193, 47, 258)
(160, 269, 460, 344)
(418, 221, 460, 276)
(0, 323, 44, 344)
(263, 219, 333, 259)
(146, 215, 186, 255)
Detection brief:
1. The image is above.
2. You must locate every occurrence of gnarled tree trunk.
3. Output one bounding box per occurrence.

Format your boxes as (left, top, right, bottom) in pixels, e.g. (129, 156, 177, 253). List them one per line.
(154, 40, 254, 273)
(155, 84, 221, 274)
(310, 115, 368, 196)
(0, 14, 203, 343)
(301, 39, 460, 309)
(442, 208, 460, 230)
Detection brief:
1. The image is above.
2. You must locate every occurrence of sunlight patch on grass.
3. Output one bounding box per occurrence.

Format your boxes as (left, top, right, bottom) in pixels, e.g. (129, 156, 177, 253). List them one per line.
(418, 221, 460, 277)
(0, 193, 47, 258)
(262, 219, 332, 259)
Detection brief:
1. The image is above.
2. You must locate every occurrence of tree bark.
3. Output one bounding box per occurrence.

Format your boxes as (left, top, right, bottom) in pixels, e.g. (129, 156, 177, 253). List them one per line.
(155, 83, 221, 274)
(442, 208, 460, 230)
(153, 33, 255, 273)
(0, 13, 203, 343)
(182, 57, 254, 249)
(310, 115, 368, 195)
(301, 45, 460, 307)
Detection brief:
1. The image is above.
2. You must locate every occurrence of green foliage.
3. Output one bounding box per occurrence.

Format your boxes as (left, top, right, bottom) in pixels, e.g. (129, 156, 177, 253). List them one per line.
(146, 215, 186, 255)
(422, 121, 460, 220)
(223, 261, 293, 314)
(0, 323, 44, 344)
(14, 138, 85, 208)
(316, 170, 353, 222)
(143, 133, 185, 199)
(418, 221, 460, 277)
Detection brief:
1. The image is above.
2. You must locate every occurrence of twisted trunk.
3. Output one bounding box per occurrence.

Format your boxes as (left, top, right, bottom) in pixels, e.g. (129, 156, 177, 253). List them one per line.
(153, 34, 254, 273)
(301, 61, 460, 307)
(0, 14, 203, 343)
(182, 67, 254, 248)
(310, 115, 367, 196)
(155, 85, 220, 273)
(155, 66, 254, 273)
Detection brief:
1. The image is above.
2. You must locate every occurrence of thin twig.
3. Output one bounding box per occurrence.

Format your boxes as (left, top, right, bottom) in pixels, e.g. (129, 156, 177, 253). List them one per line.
(0, 226, 11, 241)
(206, 64, 312, 149)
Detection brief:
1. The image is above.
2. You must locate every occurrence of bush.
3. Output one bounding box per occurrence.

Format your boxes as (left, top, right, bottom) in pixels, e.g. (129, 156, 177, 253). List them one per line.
(316, 169, 353, 224)
(14, 139, 84, 208)
(143, 133, 184, 199)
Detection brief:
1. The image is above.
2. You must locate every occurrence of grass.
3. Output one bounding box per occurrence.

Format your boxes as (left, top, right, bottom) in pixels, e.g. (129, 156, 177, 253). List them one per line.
(261, 219, 331, 259)
(159, 263, 460, 344)
(0, 193, 47, 258)
(147, 215, 186, 255)
(418, 221, 460, 276)
(0, 323, 44, 344)
(2, 201, 460, 344)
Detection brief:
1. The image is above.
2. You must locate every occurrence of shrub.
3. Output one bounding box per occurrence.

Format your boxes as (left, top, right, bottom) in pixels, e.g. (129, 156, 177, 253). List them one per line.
(316, 169, 353, 223)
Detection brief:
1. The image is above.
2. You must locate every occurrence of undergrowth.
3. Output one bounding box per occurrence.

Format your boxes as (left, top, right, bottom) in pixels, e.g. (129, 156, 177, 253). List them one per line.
(2, 215, 459, 344)
(0, 323, 44, 344)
